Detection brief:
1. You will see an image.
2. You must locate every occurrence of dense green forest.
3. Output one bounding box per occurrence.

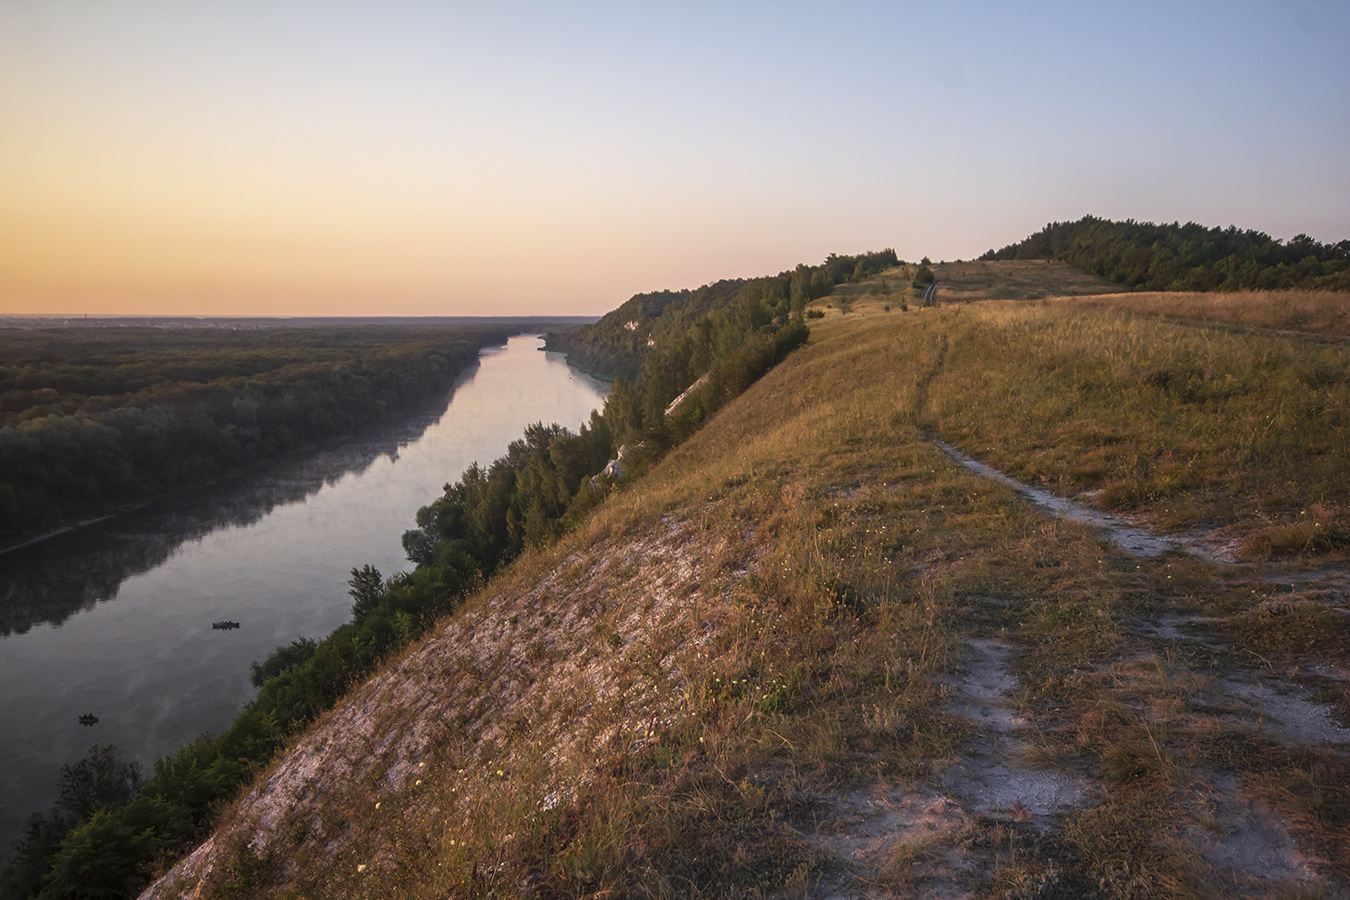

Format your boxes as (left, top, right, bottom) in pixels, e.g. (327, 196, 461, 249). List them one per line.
(545, 249, 898, 380)
(980, 215, 1350, 291)
(0, 324, 516, 549)
(2, 257, 821, 899)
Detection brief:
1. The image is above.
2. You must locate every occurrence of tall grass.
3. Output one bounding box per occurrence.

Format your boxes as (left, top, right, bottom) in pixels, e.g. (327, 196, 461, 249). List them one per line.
(923, 301, 1349, 557)
(1071, 290, 1350, 337)
(162, 279, 1350, 899)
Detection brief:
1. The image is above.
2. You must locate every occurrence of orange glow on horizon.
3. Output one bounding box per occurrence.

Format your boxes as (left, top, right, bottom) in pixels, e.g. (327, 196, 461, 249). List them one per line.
(3, 3, 1345, 317)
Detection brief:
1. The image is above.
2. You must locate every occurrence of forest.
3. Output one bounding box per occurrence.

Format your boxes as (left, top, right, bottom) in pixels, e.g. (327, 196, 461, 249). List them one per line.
(0, 323, 516, 549)
(2, 258, 820, 899)
(544, 248, 898, 380)
(980, 215, 1350, 292)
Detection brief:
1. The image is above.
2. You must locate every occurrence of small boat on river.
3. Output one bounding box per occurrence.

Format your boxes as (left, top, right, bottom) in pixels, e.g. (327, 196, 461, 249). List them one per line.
(211, 620, 240, 630)
(78, 713, 99, 726)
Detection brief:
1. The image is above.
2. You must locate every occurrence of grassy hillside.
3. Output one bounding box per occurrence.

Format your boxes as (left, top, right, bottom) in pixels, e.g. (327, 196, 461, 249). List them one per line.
(935, 258, 1117, 299)
(143, 267, 1349, 899)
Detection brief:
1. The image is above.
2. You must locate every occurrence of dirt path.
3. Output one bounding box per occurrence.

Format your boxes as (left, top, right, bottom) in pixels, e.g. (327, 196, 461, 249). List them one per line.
(789, 442, 1350, 898)
(935, 441, 1237, 563)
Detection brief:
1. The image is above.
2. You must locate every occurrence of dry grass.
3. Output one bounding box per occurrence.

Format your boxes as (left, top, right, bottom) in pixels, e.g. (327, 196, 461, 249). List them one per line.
(819, 259, 1120, 314)
(1070, 290, 1350, 338)
(145, 271, 1350, 899)
(910, 301, 1350, 558)
(923, 259, 1125, 302)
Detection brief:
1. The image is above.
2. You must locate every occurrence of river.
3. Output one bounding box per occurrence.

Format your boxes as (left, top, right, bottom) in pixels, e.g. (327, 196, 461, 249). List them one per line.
(0, 334, 608, 854)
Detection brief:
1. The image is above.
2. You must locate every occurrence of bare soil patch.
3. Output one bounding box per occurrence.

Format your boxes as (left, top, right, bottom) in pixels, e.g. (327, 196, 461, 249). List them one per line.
(1184, 774, 1321, 893)
(941, 639, 1089, 827)
(1214, 675, 1350, 745)
(937, 441, 1235, 562)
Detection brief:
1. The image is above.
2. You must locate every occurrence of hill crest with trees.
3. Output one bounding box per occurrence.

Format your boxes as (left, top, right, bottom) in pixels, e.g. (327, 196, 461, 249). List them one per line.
(980, 215, 1349, 292)
(545, 249, 899, 381)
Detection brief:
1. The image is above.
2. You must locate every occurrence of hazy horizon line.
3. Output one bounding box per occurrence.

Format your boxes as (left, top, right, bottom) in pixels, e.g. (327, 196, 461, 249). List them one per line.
(0, 313, 601, 322)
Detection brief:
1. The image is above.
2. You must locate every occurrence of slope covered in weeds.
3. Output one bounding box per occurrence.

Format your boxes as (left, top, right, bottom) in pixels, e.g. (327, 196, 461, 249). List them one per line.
(144, 270, 1349, 899)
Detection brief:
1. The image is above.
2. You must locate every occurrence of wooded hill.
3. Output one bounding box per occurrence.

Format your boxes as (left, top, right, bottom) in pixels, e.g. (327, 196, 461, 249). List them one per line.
(981, 215, 1350, 292)
(1, 251, 825, 900)
(544, 249, 899, 381)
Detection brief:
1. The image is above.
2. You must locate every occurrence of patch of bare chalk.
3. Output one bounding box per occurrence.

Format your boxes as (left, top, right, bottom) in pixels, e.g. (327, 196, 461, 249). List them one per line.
(789, 639, 1091, 899)
(941, 639, 1088, 828)
(138, 515, 753, 899)
(1184, 774, 1322, 894)
(1133, 613, 1228, 652)
(801, 785, 976, 900)
(1216, 675, 1350, 745)
(935, 441, 1234, 563)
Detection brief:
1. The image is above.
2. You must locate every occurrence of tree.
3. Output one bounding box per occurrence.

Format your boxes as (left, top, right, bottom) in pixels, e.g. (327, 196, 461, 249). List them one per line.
(38, 810, 151, 900)
(57, 745, 141, 824)
(348, 565, 385, 624)
(249, 637, 319, 688)
(2, 810, 71, 900)
(0, 745, 143, 900)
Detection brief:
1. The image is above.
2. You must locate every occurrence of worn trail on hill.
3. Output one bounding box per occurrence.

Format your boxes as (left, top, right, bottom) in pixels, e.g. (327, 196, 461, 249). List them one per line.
(933, 441, 1240, 563)
(793, 423, 1349, 895)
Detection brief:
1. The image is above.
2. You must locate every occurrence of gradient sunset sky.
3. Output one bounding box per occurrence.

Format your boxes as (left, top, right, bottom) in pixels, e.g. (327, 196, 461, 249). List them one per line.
(2, 1, 1347, 317)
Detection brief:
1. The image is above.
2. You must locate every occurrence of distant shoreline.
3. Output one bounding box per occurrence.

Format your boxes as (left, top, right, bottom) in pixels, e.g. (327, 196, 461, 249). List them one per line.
(0, 314, 601, 329)
(0, 512, 125, 557)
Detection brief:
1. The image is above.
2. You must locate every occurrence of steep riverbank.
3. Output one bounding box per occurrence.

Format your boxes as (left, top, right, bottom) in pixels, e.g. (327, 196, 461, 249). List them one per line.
(0, 323, 544, 551)
(140, 275, 1350, 898)
(0, 335, 608, 861)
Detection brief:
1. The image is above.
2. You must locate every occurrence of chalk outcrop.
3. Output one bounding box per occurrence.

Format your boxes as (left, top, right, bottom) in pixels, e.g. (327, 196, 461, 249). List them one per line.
(139, 513, 754, 898)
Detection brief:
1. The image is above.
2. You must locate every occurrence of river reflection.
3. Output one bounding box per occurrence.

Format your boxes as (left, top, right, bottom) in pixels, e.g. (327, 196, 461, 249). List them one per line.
(0, 416, 436, 638)
(0, 335, 608, 854)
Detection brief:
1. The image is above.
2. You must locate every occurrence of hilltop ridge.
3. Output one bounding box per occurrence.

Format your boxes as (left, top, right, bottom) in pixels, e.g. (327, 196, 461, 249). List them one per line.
(139, 266, 1350, 898)
(543, 249, 897, 381)
(981, 215, 1350, 292)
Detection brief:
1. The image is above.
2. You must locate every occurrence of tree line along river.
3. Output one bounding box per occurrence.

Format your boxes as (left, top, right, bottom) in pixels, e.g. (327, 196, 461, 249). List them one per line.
(0, 334, 608, 855)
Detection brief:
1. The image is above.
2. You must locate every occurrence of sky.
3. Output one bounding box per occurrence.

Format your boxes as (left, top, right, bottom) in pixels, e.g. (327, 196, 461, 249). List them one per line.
(1, 1, 1347, 317)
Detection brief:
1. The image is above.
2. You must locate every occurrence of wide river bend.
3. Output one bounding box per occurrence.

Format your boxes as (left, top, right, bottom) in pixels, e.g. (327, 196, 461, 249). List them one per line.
(0, 334, 608, 852)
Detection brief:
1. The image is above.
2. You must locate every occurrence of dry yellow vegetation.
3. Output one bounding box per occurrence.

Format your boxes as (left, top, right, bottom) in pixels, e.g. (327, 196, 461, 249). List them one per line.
(143, 268, 1350, 899)
(1069, 289, 1350, 337)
